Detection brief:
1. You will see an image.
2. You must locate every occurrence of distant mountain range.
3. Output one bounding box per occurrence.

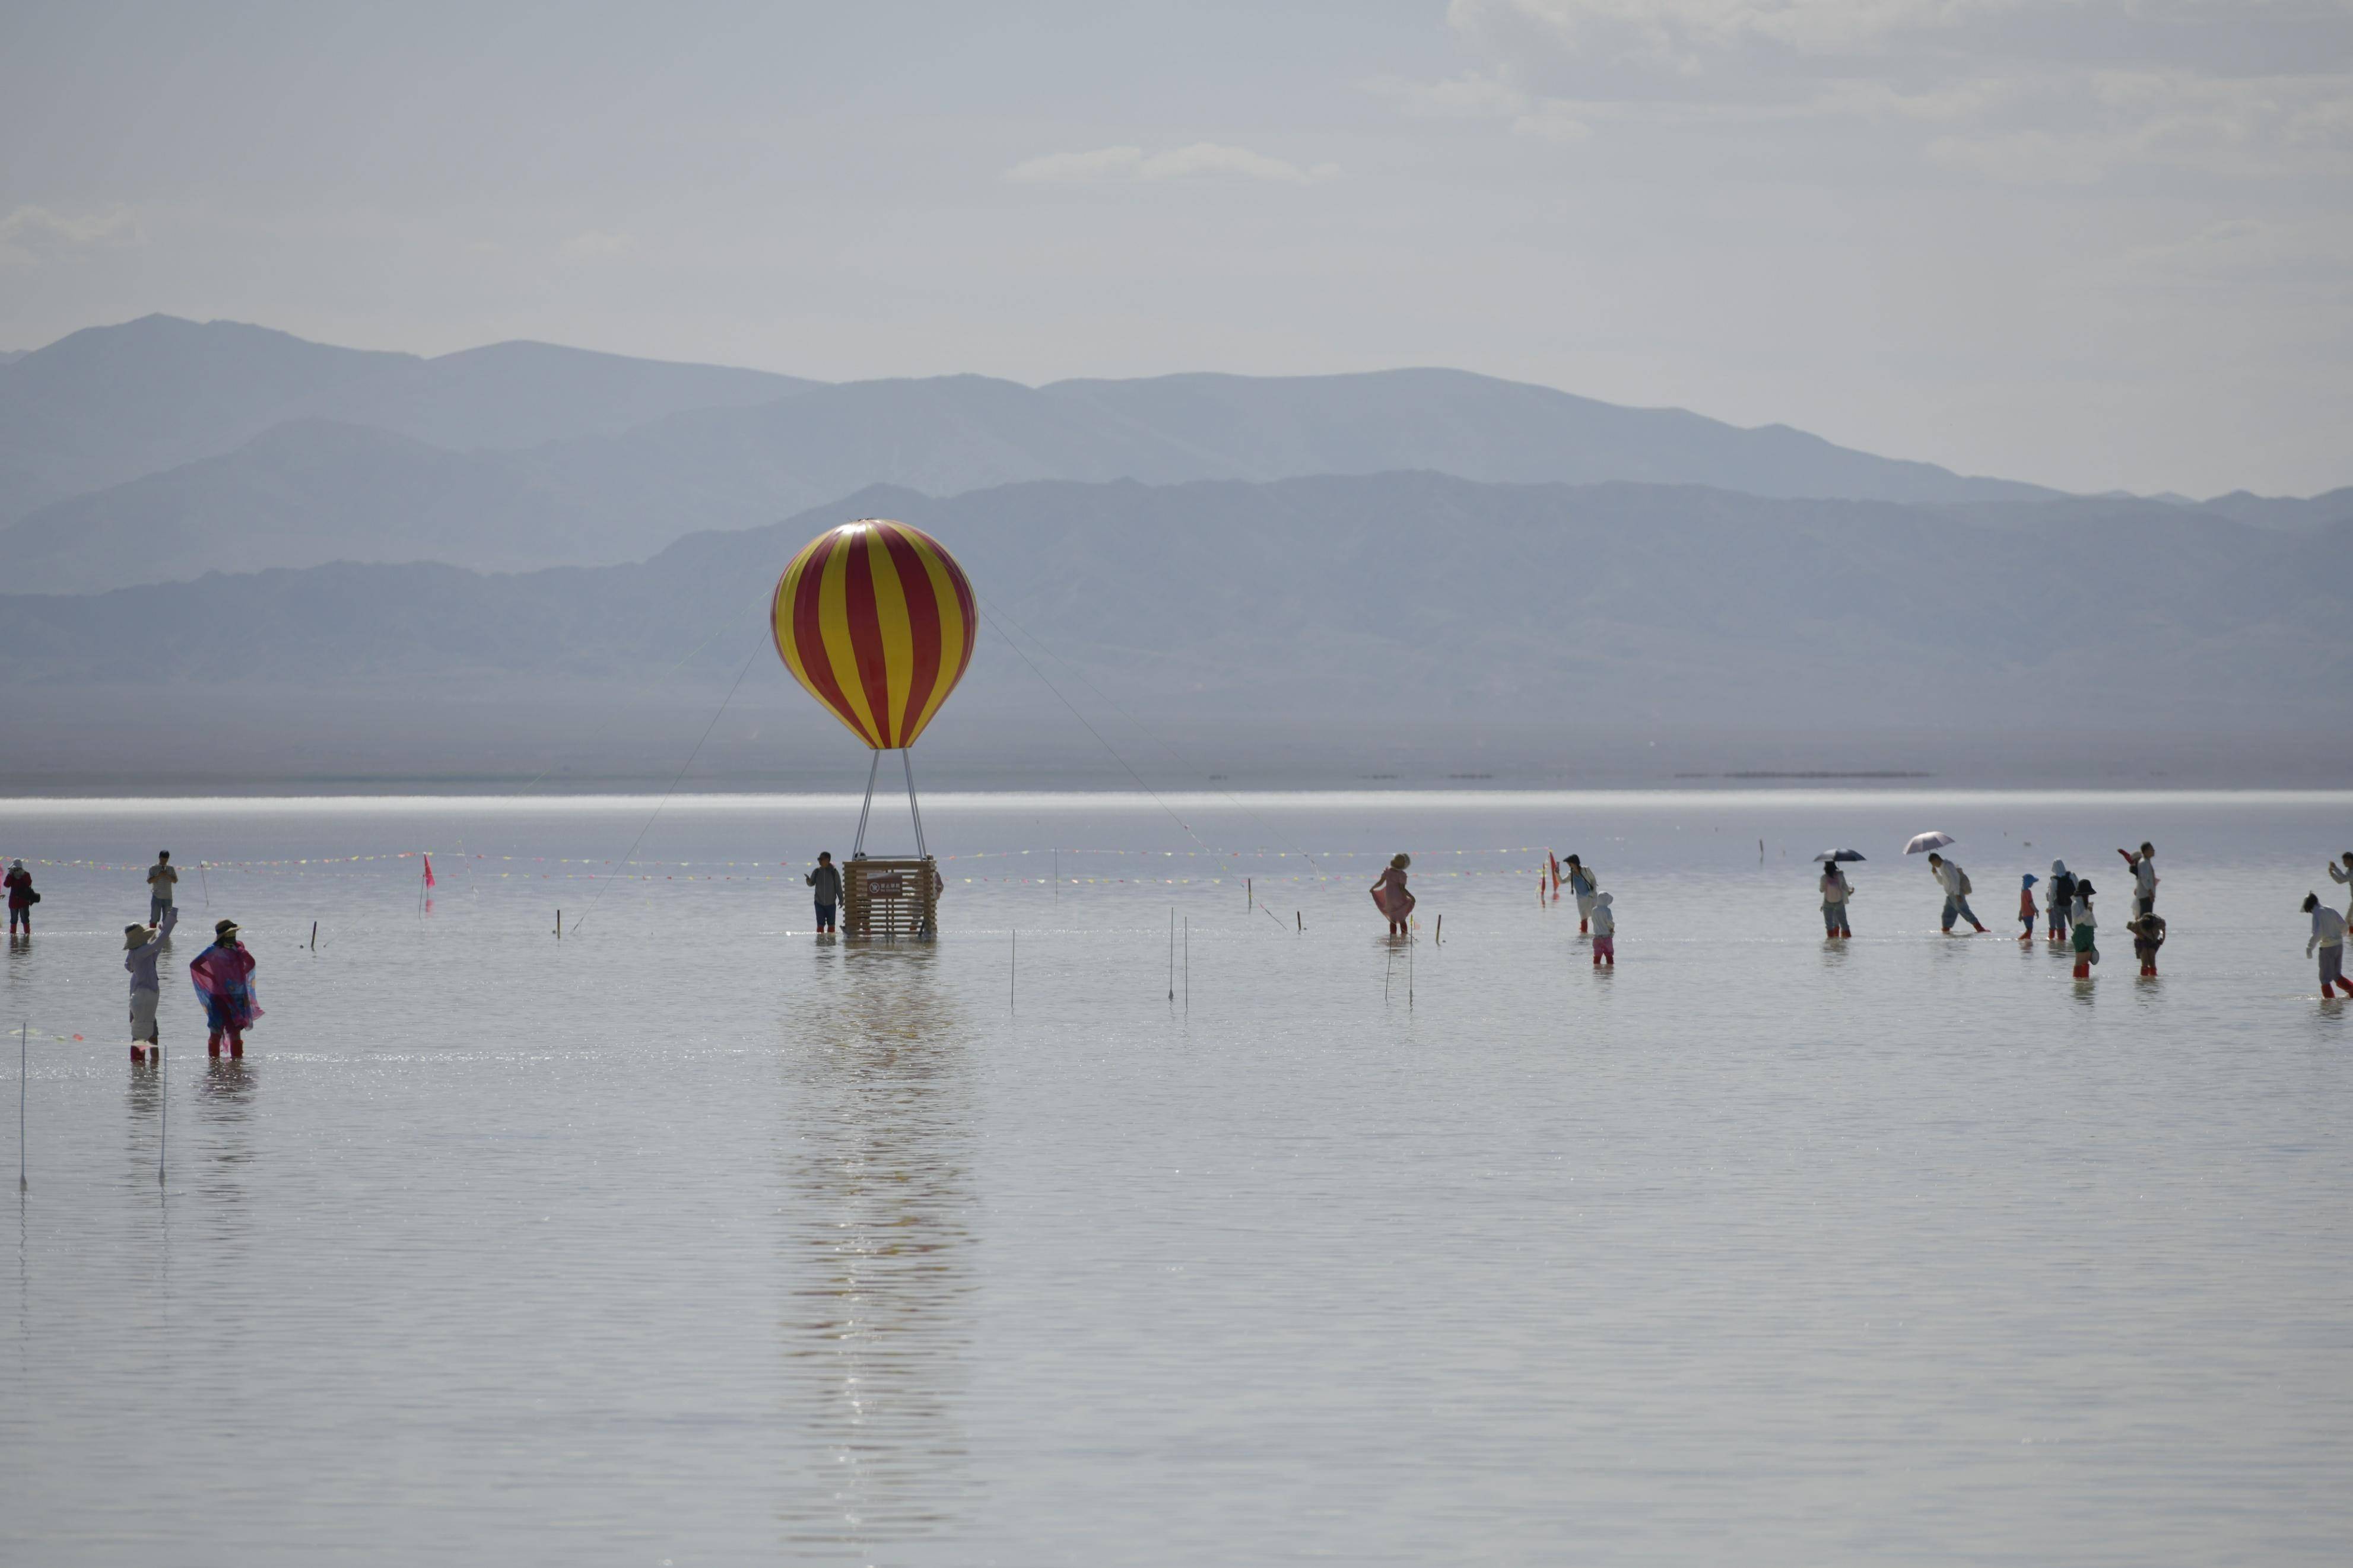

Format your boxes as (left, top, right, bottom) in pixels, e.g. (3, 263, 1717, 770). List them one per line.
(1, 472, 2339, 734)
(0, 313, 2142, 594)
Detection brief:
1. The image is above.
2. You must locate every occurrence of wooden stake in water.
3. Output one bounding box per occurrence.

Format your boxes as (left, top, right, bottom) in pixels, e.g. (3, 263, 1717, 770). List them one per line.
(1183, 918, 1189, 1016)
(1247, 877, 1252, 910)
(1168, 908, 1175, 1003)
(310, 920, 317, 952)
(555, 909, 563, 940)
(1010, 928, 1017, 1014)
(1408, 930, 1414, 1010)
(1434, 914, 1442, 946)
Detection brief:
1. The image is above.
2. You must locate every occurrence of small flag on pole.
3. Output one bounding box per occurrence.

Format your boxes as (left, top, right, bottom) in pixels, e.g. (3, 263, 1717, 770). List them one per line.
(421, 853, 437, 889)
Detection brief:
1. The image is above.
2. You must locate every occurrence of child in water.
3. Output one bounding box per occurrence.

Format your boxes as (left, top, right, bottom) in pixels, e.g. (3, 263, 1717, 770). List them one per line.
(2126, 911, 2166, 977)
(1588, 891, 1615, 966)
(2018, 873, 2038, 943)
(2070, 879, 2098, 979)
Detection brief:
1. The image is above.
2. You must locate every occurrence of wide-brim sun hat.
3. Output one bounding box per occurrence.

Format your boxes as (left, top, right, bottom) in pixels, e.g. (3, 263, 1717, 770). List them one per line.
(214, 919, 240, 937)
(123, 924, 154, 949)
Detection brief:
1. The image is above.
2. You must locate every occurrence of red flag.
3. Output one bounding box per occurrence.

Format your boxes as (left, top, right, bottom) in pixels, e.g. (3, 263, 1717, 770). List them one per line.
(421, 853, 437, 889)
(1548, 851, 1561, 898)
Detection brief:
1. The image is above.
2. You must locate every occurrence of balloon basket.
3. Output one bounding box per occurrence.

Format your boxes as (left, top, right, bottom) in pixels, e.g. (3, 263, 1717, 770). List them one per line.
(842, 858, 939, 943)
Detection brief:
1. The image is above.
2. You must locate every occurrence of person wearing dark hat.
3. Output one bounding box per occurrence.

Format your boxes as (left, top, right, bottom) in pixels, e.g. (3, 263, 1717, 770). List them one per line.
(189, 917, 262, 1057)
(5, 858, 33, 937)
(124, 905, 179, 1060)
(805, 851, 840, 935)
(2069, 879, 2099, 979)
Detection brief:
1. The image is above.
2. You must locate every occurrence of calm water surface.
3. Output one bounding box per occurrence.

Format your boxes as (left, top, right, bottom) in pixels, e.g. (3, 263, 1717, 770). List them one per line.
(1, 791, 2348, 1566)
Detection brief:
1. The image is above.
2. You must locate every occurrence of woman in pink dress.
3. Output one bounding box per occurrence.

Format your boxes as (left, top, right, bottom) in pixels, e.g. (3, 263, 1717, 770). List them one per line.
(1369, 853, 1415, 937)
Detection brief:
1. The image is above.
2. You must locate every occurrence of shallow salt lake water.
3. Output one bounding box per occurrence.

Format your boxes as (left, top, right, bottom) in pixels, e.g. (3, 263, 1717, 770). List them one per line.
(1, 789, 2349, 1566)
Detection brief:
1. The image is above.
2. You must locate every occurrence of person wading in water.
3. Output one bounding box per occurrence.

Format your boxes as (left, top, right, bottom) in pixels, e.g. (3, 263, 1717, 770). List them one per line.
(1370, 854, 1415, 937)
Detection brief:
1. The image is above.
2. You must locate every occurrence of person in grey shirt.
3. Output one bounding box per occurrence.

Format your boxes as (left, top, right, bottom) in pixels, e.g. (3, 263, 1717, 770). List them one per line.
(146, 850, 179, 923)
(805, 851, 841, 935)
(124, 905, 179, 1059)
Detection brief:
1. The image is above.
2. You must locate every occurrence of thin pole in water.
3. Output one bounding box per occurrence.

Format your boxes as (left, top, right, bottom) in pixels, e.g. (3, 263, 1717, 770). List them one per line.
(1247, 877, 1252, 910)
(1434, 914, 1442, 946)
(1183, 917, 1189, 1016)
(1408, 929, 1414, 1009)
(158, 1045, 166, 1184)
(1295, 911, 1301, 933)
(555, 909, 562, 940)
(1168, 908, 1175, 1004)
(310, 921, 317, 952)
(199, 863, 209, 909)
(1010, 928, 1017, 1014)
(18, 1019, 26, 1189)
(1385, 942, 1395, 1004)
(1053, 848, 1058, 908)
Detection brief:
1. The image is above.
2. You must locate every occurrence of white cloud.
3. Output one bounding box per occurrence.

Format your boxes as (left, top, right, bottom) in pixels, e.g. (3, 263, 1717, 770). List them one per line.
(1390, 0, 2353, 185)
(0, 203, 144, 267)
(1005, 142, 1332, 185)
(1366, 70, 1531, 119)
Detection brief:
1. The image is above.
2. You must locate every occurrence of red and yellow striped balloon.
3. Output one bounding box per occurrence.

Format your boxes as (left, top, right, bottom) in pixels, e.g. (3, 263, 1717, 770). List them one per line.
(771, 519, 977, 750)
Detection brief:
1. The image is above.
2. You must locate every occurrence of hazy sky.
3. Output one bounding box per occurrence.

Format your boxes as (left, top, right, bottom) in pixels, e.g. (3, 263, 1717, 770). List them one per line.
(4, 1, 2348, 497)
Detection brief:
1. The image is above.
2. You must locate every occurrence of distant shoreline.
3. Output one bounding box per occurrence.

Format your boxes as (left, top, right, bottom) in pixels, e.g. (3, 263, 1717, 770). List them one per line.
(2, 787, 2346, 815)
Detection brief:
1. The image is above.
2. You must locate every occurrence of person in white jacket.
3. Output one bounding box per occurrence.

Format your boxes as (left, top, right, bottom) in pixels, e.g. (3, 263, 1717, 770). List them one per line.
(1925, 852, 1987, 934)
(2328, 851, 2353, 920)
(2305, 892, 2347, 1000)
(123, 905, 178, 1060)
(1587, 890, 1615, 967)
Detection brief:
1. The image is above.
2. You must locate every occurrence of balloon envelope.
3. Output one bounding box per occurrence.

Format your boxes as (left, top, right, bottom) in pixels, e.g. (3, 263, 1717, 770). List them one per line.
(771, 519, 977, 750)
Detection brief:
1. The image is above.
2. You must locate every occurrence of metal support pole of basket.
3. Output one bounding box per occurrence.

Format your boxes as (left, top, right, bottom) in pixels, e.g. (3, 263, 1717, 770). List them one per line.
(902, 750, 929, 861)
(851, 751, 882, 858)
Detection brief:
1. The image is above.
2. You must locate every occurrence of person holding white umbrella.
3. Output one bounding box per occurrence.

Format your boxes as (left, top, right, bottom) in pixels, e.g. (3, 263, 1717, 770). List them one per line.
(1923, 850, 1987, 935)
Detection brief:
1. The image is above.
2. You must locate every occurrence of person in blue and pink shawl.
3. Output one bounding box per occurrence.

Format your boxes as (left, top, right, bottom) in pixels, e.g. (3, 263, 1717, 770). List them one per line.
(190, 918, 262, 1057)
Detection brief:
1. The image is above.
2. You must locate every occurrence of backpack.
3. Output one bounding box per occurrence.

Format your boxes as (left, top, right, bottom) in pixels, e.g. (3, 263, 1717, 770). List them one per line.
(1957, 869, 1973, 897)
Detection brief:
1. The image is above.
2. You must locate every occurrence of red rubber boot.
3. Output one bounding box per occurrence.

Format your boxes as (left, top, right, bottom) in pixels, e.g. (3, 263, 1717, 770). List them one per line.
(207, 1032, 221, 1057)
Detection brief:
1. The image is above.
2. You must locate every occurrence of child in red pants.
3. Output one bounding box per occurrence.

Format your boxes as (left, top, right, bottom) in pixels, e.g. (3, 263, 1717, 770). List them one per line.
(1589, 892, 1615, 966)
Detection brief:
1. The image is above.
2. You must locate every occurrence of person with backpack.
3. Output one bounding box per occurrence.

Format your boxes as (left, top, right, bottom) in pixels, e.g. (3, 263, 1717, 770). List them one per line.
(1563, 855, 1598, 935)
(1925, 851, 1987, 934)
(2045, 860, 2076, 944)
(5, 860, 34, 937)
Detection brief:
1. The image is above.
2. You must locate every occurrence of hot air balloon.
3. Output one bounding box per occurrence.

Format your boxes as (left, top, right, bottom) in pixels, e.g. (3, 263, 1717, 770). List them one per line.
(772, 519, 975, 935)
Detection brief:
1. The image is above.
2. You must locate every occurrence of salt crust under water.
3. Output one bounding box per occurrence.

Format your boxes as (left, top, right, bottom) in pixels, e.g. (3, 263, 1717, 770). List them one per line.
(2, 791, 2348, 1566)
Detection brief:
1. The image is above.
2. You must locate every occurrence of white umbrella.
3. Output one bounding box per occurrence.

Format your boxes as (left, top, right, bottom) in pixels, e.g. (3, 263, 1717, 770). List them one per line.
(1904, 831, 1955, 855)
